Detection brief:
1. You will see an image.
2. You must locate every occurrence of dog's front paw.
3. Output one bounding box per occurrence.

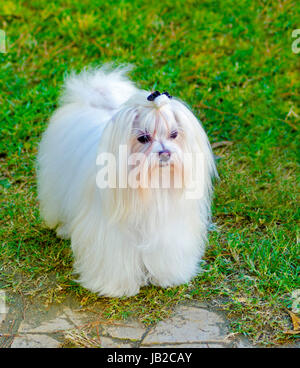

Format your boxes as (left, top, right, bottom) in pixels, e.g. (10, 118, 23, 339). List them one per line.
(56, 224, 70, 239)
(97, 284, 141, 298)
(79, 278, 141, 298)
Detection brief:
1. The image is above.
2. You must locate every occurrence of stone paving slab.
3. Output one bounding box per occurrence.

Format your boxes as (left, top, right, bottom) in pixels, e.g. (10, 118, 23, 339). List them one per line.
(11, 334, 60, 348)
(141, 305, 228, 346)
(101, 320, 147, 341)
(19, 315, 74, 333)
(100, 336, 133, 348)
(141, 343, 227, 348)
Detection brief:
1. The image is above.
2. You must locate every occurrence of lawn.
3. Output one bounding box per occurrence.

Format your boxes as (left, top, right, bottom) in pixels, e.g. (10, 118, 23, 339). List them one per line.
(0, 0, 299, 345)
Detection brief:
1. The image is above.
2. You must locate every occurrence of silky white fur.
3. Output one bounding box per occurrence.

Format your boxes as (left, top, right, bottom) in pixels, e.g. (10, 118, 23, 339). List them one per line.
(37, 64, 217, 297)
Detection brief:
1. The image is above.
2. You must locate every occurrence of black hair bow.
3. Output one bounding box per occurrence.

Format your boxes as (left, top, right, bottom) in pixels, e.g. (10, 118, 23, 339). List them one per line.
(147, 91, 172, 101)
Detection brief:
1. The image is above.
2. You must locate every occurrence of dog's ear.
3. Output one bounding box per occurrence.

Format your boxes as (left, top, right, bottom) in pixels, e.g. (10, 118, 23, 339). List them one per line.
(173, 101, 217, 178)
(172, 100, 217, 205)
(95, 107, 139, 223)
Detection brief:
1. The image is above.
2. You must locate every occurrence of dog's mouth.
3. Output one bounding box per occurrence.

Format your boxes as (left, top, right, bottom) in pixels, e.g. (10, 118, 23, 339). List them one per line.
(158, 152, 172, 168)
(159, 161, 170, 168)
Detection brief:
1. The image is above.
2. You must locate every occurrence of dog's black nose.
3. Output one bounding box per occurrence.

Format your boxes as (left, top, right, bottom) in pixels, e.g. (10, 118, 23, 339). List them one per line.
(159, 150, 171, 162)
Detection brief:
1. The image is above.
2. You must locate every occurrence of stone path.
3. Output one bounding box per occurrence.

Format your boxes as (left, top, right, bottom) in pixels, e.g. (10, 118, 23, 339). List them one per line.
(0, 296, 299, 348)
(0, 295, 251, 348)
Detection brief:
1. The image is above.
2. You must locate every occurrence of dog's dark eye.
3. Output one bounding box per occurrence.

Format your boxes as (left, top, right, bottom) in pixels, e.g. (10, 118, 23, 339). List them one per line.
(170, 131, 178, 139)
(137, 134, 152, 144)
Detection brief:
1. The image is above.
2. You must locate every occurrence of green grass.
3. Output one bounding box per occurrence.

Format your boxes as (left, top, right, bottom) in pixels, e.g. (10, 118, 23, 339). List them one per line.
(0, 0, 299, 345)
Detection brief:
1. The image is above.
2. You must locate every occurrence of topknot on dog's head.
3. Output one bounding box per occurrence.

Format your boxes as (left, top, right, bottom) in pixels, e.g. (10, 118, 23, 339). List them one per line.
(153, 93, 170, 108)
(147, 91, 172, 109)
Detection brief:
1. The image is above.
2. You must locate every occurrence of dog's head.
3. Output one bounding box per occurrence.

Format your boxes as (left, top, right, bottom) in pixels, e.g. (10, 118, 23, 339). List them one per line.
(96, 90, 217, 221)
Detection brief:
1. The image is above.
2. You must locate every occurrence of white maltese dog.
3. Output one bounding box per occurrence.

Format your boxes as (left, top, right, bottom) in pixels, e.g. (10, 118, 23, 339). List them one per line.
(37, 65, 217, 297)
